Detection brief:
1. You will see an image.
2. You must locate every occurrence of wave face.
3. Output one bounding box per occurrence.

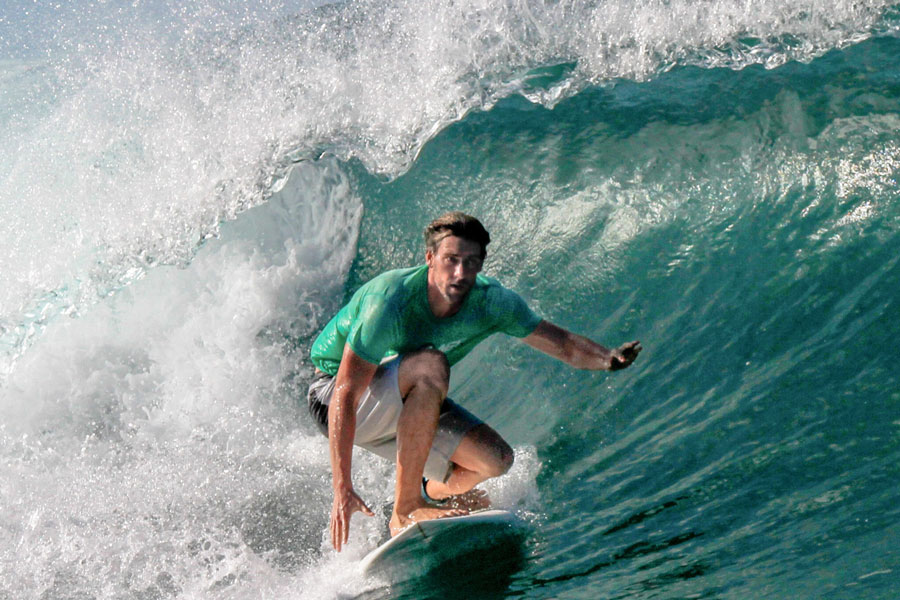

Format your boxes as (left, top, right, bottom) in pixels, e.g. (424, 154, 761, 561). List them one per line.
(2, 1, 900, 598)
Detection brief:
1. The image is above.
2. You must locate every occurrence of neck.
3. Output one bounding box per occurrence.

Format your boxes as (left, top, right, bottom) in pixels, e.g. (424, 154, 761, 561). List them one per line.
(426, 274, 463, 318)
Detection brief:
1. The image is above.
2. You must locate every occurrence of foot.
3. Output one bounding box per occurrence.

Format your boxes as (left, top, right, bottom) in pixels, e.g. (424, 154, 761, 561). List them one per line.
(389, 500, 468, 537)
(446, 487, 492, 511)
(423, 479, 493, 511)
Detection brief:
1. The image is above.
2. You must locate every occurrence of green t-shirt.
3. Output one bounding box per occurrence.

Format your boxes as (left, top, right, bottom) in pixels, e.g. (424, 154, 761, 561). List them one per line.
(310, 265, 542, 376)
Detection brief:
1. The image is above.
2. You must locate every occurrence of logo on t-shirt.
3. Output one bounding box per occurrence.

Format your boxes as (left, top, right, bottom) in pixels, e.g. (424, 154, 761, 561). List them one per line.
(439, 339, 466, 355)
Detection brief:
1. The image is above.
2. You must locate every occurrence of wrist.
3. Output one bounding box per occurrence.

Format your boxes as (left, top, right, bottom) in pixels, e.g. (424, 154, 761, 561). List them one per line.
(332, 474, 352, 493)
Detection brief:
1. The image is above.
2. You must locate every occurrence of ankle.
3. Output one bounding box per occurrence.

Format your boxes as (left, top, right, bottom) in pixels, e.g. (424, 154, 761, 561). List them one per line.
(422, 478, 449, 504)
(393, 495, 427, 517)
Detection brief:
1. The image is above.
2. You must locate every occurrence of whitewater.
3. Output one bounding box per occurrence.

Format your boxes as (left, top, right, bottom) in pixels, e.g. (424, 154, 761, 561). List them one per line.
(2, 1, 899, 598)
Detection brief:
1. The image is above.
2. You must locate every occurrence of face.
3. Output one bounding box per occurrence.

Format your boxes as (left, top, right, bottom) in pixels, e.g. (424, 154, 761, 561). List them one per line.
(426, 235, 484, 307)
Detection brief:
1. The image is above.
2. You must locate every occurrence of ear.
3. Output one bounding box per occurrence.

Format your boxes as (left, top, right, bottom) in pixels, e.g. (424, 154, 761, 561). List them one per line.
(425, 247, 434, 266)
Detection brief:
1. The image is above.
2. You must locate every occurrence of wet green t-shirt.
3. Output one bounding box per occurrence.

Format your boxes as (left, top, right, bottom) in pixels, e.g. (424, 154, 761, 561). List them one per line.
(310, 265, 542, 376)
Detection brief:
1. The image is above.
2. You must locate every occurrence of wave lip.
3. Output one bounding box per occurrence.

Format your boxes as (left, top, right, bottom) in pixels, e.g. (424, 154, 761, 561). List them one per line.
(1, 0, 895, 366)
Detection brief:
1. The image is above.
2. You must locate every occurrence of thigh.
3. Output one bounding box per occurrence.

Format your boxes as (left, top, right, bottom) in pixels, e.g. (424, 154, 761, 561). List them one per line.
(307, 358, 406, 444)
(353, 357, 404, 444)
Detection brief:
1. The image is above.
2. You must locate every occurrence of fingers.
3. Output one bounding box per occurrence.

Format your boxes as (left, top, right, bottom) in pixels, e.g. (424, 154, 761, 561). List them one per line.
(350, 491, 375, 517)
(610, 340, 642, 370)
(330, 501, 348, 552)
(359, 501, 375, 517)
(330, 491, 374, 552)
(331, 511, 350, 551)
(330, 513, 342, 551)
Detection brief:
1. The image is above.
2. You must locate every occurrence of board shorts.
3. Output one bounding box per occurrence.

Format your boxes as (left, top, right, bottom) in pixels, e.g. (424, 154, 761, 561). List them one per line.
(307, 356, 483, 483)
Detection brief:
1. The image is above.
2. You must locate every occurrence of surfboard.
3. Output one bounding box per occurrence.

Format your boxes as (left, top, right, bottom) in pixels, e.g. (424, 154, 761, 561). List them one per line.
(360, 509, 526, 580)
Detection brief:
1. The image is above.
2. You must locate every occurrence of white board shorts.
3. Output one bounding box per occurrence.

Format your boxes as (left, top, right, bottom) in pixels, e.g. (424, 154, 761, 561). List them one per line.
(307, 356, 483, 483)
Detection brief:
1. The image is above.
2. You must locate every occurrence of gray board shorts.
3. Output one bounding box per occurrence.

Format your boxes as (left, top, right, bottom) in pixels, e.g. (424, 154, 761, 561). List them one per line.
(307, 356, 483, 483)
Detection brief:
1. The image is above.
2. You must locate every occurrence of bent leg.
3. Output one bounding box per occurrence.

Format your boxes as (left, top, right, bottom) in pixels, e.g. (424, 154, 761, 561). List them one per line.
(425, 423, 514, 501)
(390, 350, 466, 535)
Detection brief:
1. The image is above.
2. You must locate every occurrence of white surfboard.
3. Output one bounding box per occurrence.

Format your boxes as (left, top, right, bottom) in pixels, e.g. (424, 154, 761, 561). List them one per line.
(360, 509, 526, 580)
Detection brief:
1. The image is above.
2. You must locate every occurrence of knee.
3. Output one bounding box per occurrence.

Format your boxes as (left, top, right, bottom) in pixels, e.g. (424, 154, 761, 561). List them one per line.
(400, 349, 450, 399)
(479, 437, 514, 478)
(492, 439, 515, 477)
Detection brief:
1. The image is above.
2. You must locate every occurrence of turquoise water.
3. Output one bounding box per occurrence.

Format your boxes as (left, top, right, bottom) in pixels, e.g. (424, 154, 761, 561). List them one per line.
(2, 1, 899, 598)
(353, 37, 900, 598)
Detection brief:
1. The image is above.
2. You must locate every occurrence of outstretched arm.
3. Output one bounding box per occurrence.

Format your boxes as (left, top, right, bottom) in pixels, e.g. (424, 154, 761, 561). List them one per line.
(328, 344, 378, 551)
(522, 320, 642, 371)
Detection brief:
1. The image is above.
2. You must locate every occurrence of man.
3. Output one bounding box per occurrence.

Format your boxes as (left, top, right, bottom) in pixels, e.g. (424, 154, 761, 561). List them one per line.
(308, 212, 641, 551)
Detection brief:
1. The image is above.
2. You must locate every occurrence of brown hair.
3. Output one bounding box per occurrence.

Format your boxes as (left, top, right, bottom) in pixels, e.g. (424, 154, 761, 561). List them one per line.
(424, 212, 490, 259)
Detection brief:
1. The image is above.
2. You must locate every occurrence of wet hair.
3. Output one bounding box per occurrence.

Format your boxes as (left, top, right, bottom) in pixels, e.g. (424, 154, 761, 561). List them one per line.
(424, 212, 490, 259)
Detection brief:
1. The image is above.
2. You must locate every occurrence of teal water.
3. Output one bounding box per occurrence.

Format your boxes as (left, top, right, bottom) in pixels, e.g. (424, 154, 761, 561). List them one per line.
(351, 37, 900, 599)
(2, 2, 899, 599)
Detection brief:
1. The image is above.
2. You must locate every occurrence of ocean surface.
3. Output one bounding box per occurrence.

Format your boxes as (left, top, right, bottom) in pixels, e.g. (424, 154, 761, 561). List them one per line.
(2, 1, 900, 598)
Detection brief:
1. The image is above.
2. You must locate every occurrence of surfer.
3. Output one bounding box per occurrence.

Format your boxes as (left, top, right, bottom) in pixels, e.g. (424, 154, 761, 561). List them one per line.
(308, 212, 642, 550)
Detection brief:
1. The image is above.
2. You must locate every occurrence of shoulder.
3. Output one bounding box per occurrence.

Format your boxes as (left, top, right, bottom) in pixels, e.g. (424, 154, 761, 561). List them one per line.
(466, 274, 525, 318)
(470, 273, 541, 335)
(363, 265, 423, 290)
(355, 266, 424, 302)
(349, 265, 425, 322)
(475, 273, 521, 303)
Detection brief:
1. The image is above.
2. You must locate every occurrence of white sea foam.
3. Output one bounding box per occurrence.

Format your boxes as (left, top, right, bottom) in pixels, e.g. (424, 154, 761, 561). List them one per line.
(0, 1, 897, 597)
(0, 0, 894, 369)
(0, 158, 367, 596)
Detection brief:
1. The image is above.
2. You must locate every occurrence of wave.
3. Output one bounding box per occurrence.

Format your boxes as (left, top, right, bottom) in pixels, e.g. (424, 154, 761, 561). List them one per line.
(1, 0, 897, 371)
(2, 2, 900, 598)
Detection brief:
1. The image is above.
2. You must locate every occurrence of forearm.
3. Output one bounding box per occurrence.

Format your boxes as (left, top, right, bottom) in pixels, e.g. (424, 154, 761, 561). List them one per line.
(328, 384, 357, 491)
(523, 320, 640, 372)
(327, 344, 378, 492)
(560, 332, 615, 370)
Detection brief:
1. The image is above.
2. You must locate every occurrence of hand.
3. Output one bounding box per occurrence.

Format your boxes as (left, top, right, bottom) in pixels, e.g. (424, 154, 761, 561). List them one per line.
(609, 341, 642, 371)
(330, 485, 374, 552)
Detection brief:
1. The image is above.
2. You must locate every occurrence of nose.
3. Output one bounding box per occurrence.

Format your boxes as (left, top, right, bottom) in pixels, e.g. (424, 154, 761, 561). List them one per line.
(454, 261, 476, 280)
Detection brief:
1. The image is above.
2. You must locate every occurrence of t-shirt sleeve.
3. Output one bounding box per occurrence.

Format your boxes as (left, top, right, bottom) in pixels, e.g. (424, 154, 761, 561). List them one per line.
(488, 285, 542, 338)
(344, 293, 398, 365)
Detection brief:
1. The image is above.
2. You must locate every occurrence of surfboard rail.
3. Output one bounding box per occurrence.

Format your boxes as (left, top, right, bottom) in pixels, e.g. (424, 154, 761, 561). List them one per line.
(360, 509, 526, 579)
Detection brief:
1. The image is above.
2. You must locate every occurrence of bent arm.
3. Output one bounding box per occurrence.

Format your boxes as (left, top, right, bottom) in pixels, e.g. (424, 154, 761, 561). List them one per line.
(522, 320, 642, 371)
